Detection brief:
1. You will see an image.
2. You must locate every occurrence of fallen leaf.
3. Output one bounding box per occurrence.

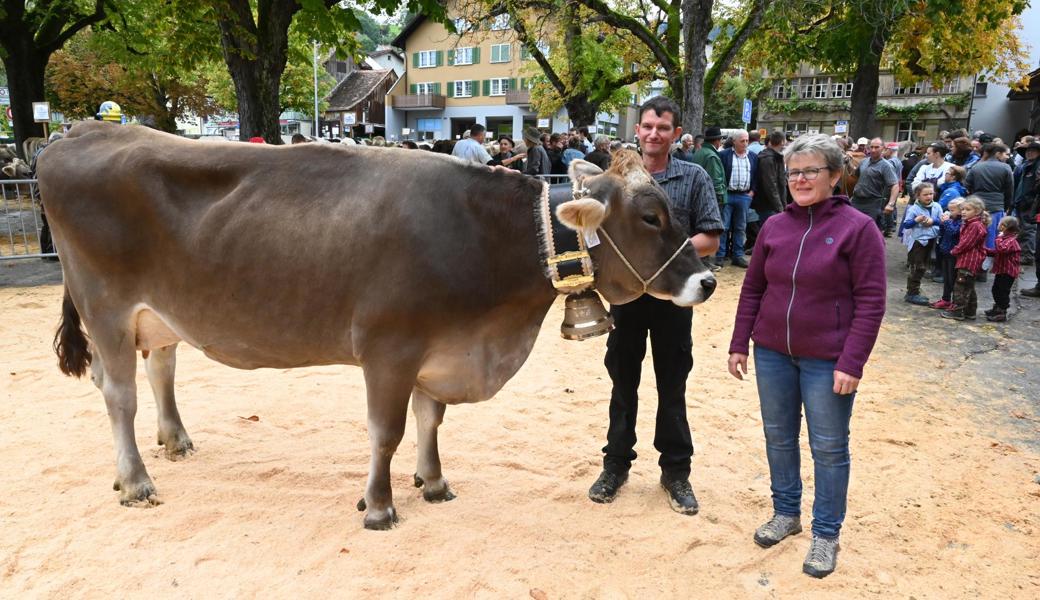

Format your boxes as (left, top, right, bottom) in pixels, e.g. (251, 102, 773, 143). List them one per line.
(564, 388, 574, 394)
(239, 415, 260, 422)
(530, 589, 548, 600)
(339, 548, 350, 555)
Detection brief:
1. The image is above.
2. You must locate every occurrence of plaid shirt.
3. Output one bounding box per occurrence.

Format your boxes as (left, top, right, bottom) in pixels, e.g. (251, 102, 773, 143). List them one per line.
(988, 234, 1021, 278)
(950, 216, 988, 273)
(728, 153, 752, 191)
(653, 158, 725, 238)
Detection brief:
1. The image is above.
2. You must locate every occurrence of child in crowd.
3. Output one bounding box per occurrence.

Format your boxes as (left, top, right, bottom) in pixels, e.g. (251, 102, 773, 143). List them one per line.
(937, 165, 968, 210)
(985, 216, 1022, 322)
(931, 199, 964, 309)
(903, 182, 943, 305)
(942, 196, 990, 321)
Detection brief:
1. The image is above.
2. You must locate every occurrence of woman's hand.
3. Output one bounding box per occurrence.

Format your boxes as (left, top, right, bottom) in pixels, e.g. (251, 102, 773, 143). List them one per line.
(728, 353, 748, 380)
(833, 370, 860, 395)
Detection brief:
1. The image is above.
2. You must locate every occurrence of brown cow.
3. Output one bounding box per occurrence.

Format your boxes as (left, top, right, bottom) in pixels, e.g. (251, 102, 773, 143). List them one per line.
(39, 122, 716, 529)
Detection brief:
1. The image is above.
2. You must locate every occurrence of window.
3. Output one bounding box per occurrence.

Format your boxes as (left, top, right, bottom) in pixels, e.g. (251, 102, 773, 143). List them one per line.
(417, 50, 437, 68)
(491, 44, 511, 63)
(452, 47, 474, 65)
(417, 118, 441, 132)
(415, 82, 436, 95)
(814, 78, 829, 99)
(940, 80, 960, 94)
(490, 14, 510, 30)
(453, 80, 474, 97)
(772, 80, 790, 99)
(831, 82, 853, 98)
(785, 122, 808, 136)
(974, 81, 988, 97)
(453, 18, 472, 33)
(488, 78, 510, 96)
(896, 121, 918, 142)
(336, 61, 347, 74)
(799, 78, 814, 99)
(521, 41, 549, 60)
(894, 82, 922, 95)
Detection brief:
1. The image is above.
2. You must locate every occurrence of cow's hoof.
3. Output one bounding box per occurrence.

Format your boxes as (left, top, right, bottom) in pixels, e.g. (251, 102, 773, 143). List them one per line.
(422, 482, 456, 504)
(115, 477, 161, 507)
(158, 431, 195, 461)
(363, 507, 398, 531)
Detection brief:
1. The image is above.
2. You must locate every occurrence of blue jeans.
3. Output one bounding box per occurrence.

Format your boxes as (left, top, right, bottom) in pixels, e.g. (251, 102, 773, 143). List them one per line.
(754, 345, 855, 539)
(718, 193, 751, 259)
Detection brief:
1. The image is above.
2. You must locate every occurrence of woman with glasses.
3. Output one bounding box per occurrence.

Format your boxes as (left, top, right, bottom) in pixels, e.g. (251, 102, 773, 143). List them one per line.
(726, 134, 887, 578)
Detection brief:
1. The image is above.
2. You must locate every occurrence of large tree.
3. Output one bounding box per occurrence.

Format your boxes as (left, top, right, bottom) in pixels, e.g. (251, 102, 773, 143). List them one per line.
(210, 0, 447, 143)
(741, 0, 1030, 138)
(0, 0, 111, 157)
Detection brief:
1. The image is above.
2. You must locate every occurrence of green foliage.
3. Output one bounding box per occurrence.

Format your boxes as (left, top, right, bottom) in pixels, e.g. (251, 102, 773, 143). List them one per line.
(764, 92, 972, 119)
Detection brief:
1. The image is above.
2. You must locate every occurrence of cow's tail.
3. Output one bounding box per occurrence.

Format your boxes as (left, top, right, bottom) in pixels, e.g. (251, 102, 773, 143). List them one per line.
(54, 286, 91, 378)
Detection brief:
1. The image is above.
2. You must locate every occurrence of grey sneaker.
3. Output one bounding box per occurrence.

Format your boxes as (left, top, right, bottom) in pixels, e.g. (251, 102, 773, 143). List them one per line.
(802, 535, 840, 578)
(753, 514, 802, 547)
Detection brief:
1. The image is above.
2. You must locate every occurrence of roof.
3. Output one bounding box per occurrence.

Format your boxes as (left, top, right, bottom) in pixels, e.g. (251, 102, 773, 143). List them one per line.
(369, 47, 403, 60)
(325, 69, 395, 111)
(1007, 68, 1040, 100)
(391, 14, 426, 49)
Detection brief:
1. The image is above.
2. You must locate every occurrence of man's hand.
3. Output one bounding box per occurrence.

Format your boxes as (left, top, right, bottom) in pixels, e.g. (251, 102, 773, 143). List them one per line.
(833, 370, 860, 395)
(728, 353, 748, 380)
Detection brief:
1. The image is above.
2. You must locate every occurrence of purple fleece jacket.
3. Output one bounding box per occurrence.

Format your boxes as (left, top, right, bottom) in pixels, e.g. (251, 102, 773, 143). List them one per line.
(729, 196, 887, 378)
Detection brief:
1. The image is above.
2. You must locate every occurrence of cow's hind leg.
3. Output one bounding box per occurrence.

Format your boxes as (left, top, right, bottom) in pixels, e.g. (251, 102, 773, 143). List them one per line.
(411, 389, 455, 503)
(94, 328, 159, 506)
(357, 355, 419, 530)
(145, 344, 194, 460)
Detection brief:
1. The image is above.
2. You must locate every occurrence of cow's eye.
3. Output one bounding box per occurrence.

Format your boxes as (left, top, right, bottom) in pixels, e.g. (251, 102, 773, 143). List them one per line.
(642, 214, 661, 227)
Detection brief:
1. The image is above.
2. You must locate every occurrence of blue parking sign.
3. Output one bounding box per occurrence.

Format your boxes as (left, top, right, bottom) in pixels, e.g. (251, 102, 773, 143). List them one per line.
(742, 99, 752, 125)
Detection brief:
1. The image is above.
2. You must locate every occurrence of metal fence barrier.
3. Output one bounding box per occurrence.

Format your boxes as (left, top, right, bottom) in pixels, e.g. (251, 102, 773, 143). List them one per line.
(534, 174, 572, 185)
(1, 179, 57, 261)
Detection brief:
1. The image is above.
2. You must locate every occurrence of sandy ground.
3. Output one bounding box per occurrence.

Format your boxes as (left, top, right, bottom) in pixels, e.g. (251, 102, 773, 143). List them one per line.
(1, 253, 1038, 598)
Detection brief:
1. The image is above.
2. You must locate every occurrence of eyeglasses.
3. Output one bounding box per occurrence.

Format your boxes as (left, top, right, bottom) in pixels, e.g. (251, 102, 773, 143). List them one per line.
(786, 167, 830, 181)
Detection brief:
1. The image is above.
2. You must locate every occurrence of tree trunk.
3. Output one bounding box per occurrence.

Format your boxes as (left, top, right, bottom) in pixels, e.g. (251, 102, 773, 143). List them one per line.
(215, 0, 295, 144)
(681, 0, 715, 136)
(849, 32, 889, 140)
(2, 36, 51, 159)
(565, 96, 599, 127)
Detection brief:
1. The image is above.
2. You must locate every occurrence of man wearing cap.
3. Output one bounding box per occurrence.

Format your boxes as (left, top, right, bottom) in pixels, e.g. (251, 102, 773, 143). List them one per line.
(852, 138, 899, 231)
(691, 126, 727, 267)
(587, 95, 723, 515)
(1014, 140, 1040, 272)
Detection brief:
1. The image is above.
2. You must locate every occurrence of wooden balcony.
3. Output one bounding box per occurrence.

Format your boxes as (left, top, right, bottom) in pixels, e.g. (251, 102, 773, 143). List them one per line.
(391, 94, 447, 110)
(505, 89, 531, 105)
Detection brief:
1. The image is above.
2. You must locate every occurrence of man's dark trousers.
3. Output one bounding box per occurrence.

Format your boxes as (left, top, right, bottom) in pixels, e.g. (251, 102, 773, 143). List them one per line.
(602, 294, 694, 480)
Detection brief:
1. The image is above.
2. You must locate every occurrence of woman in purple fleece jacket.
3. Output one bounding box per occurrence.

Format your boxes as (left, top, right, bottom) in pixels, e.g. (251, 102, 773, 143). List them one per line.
(727, 134, 886, 578)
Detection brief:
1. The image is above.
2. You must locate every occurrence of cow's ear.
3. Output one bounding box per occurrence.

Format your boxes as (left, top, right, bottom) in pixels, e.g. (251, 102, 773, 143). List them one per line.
(556, 198, 606, 233)
(568, 159, 603, 185)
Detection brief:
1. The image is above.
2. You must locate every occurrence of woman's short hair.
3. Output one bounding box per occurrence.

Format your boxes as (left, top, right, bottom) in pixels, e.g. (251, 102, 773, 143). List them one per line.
(594, 134, 610, 148)
(947, 165, 966, 182)
(782, 133, 843, 173)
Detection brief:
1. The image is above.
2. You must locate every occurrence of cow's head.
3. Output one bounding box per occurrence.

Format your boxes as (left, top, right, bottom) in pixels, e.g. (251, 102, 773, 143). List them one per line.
(555, 151, 716, 306)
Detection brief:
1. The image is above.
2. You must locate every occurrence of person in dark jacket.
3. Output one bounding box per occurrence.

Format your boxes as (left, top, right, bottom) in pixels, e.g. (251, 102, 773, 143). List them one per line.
(753, 131, 788, 220)
(965, 142, 1014, 250)
(490, 135, 525, 170)
(584, 134, 613, 170)
(521, 127, 551, 177)
(1012, 141, 1039, 266)
(728, 133, 886, 579)
(548, 133, 567, 175)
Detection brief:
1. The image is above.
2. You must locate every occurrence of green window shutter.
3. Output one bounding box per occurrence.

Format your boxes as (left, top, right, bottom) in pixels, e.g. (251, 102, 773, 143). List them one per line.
(471, 80, 480, 97)
(447, 50, 455, 66)
(482, 79, 490, 96)
(509, 78, 516, 92)
(412, 52, 419, 67)
(447, 81, 455, 97)
(473, 47, 480, 64)
(410, 84, 417, 94)
(433, 82, 441, 95)
(520, 77, 527, 89)
(435, 50, 443, 66)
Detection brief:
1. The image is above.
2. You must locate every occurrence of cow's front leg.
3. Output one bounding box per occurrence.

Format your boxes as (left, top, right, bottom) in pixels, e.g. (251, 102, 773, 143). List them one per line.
(359, 354, 419, 530)
(95, 332, 159, 506)
(411, 389, 454, 503)
(145, 344, 194, 460)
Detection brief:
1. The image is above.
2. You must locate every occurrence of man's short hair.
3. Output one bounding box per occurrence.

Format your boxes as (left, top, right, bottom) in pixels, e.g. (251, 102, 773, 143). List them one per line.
(768, 131, 786, 146)
(578, 126, 590, 137)
(680, 133, 693, 143)
(749, 131, 761, 142)
(469, 123, 486, 136)
(638, 96, 681, 128)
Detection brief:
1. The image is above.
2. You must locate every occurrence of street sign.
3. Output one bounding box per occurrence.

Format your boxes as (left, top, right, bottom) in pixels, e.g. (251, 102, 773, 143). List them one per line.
(834, 120, 848, 134)
(32, 102, 50, 122)
(0, 87, 9, 105)
(741, 98, 753, 125)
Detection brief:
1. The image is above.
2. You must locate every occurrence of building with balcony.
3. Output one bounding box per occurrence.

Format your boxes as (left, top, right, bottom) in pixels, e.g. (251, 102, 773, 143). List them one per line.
(386, 6, 619, 142)
(757, 66, 975, 143)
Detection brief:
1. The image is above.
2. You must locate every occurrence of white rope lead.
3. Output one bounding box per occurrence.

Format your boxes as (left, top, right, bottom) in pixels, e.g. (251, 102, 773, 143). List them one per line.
(596, 228, 691, 295)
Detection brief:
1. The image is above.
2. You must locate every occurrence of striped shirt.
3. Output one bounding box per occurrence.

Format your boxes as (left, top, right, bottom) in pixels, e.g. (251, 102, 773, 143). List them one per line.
(653, 158, 725, 238)
(989, 234, 1021, 278)
(950, 216, 988, 273)
(728, 152, 751, 192)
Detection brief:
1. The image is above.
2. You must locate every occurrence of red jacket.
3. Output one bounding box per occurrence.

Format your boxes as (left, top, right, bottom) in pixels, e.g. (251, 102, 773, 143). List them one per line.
(951, 216, 987, 272)
(988, 234, 1021, 278)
